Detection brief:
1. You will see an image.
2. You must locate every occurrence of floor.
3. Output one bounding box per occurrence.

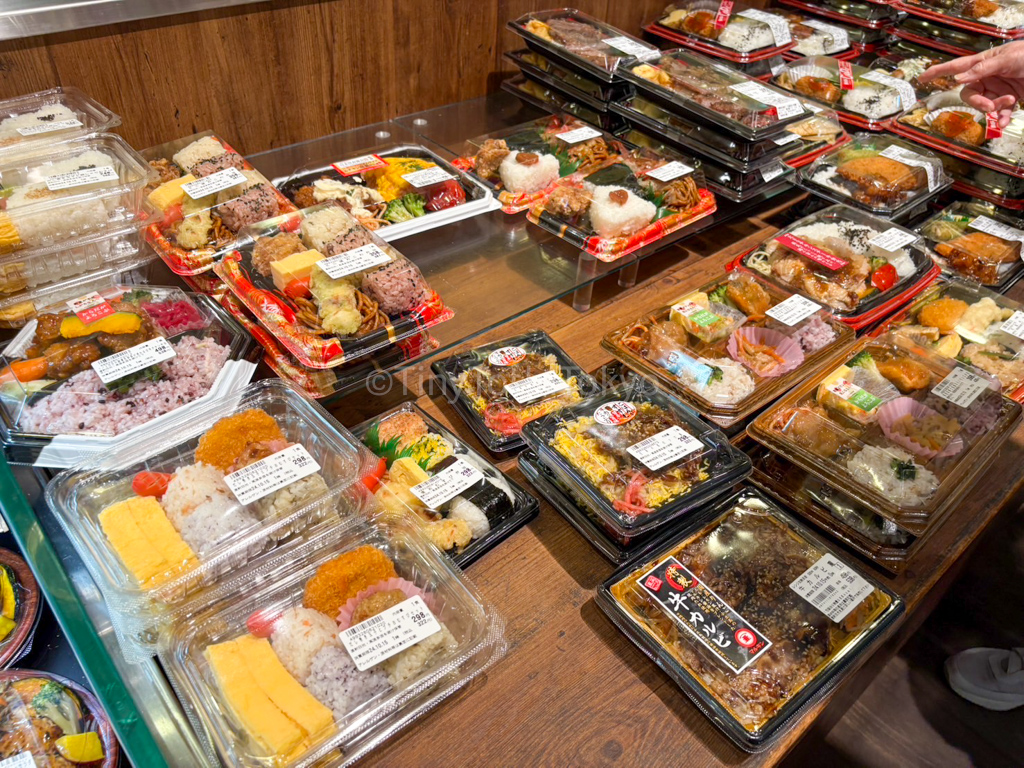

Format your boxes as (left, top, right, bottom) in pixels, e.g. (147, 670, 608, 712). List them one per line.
(810, 497, 1024, 768)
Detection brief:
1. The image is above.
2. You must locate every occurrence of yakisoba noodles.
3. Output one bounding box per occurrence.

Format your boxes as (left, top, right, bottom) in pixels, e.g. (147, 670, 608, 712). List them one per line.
(294, 291, 389, 337)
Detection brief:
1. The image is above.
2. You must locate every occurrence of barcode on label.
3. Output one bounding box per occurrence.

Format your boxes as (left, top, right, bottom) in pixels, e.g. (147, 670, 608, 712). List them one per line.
(969, 215, 1024, 244)
(16, 118, 83, 136)
(556, 126, 603, 144)
(765, 294, 821, 326)
(339, 595, 442, 671)
(317, 243, 392, 280)
(931, 366, 991, 408)
(503, 370, 569, 404)
(646, 161, 694, 182)
(730, 81, 804, 119)
(862, 70, 916, 110)
(91, 337, 176, 384)
(626, 425, 703, 471)
(601, 36, 660, 60)
(790, 554, 874, 622)
(45, 165, 119, 191)
(878, 144, 939, 191)
(868, 227, 918, 252)
(736, 9, 792, 45)
(410, 458, 484, 508)
(402, 166, 454, 188)
(223, 443, 321, 505)
(998, 310, 1024, 340)
(0, 753, 37, 768)
(181, 167, 248, 199)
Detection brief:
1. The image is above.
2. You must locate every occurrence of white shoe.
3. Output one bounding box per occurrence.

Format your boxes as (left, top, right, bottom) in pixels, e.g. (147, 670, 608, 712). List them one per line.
(945, 647, 1024, 711)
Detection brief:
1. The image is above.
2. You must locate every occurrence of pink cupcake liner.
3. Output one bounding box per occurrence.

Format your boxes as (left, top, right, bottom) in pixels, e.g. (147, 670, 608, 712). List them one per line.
(877, 396, 965, 460)
(727, 326, 805, 378)
(336, 577, 434, 631)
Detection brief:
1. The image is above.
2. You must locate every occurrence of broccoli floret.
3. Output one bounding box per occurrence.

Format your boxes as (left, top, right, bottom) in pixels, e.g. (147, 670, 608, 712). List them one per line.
(384, 199, 415, 223)
(708, 283, 730, 306)
(400, 193, 426, 218)
(848, 350, 878, 374)
(120, 289, 153, 304)
(32, 680, 84, 736)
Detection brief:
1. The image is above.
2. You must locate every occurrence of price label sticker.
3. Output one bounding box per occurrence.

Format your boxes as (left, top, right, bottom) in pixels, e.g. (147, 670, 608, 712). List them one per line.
(331, 154, 387, 176)
(761, 162, 788, 182)
(45, 165, 119, 191)
(825, 378, 882, 411)
(410, 458, 484, 509)
(766, 294, 822, 326)
(504, 370, 569, 404)
(862, 70, 916, 110)
(969, 215, 1024, 244)
(672, 300, 721, 328)
(868, 227, 919, 252)
(714, 0, 734, 29)
(776, 233, 848, 270)
(339, 595, 441, 671)
(16, 118, 83, 136)
(804, 19, 850, 52)
(317, 243, 392, 280)
(878, 145, 940, 191)
(646, 160, 694, 182)
(773, 131, 802, 146)
(488, 346, 527, 366)
(932, 366, 992, 408)
(556, 126, 603, 144)
(223, 444, 321, 505)
(627, 425, 703, 471)
(736, 9, 793, 45)
(66, 291, 115, 324)
(181, 166, 248, 199)
(602, 36, 660, 60)
(730, 81, 804, 119)
(401, 166, 454, 188)
(91, 337, 176, 385)
(0, 753, 37, 768)
(837, 60, 855, 90)
(790, 554, 874, 622)
(998, 310, 1024, 340)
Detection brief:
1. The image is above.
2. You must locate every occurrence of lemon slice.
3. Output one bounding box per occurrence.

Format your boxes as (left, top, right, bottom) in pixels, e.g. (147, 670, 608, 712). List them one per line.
(55, 732, 105, 763)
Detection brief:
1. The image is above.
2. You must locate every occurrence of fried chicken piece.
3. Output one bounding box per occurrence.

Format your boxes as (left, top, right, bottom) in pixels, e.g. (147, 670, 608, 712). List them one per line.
(937, 232, 1020, 264)
(917, 297, 969, 333)
(727, 276, 772, 316)
(293, 185, 317, 208)
(794, 76, 841, 105)
(682, 10, 721, 39)
(351, 589, 408, 625)
(962, 0, 999, 18)
(931, 111, 985, 146)
(876, 357, 932, 392)
(836, 156, 925, 205)
(251, 232, 305, 277)
(544, 185, 591, 218)
(474, 139, 510, 180)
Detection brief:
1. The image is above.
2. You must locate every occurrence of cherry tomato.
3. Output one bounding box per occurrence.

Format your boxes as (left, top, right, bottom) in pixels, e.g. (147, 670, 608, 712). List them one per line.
(131, 471, 174, 497)
(361, 457, 387, 492)
(871, 263, 897, 292)
(161, 203, 184, 229)
(283, 277, 311, 300)
(246, 609, 281, 638)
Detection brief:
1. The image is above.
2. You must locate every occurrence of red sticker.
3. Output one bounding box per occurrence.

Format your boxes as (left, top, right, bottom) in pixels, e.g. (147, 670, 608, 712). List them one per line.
(487, 345, 527, 367)
(594, 401, 637, 425)
(66, 292, 115, 325)
(986, 112, 1003, 140)
(644, 575, 663, 591)
(838, 61, 855, 91)
(714, 0, 734, 29)
(735, 628, 758, 648)
(775, 233, 849, 270)
(331, 154, 387, 177)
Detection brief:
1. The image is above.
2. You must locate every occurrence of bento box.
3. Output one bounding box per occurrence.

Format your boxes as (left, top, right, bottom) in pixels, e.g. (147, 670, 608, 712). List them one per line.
(501, 75, 626, 133)
(431, 330, 602, 453)
(797, 134, 951, 218)
(739, 204, 939, 329)
(509, 8, 662, 83)
(942, 153, 1024, 212)
(596, 485, 902, 750)
(0, 87, 119, 155)
(891, 15, 1005, 55)
(747, 332, 1023, 534)
(521, 377, 752, 542)
(777, 0, 903, 28)
(602, 271, 857, 430)
(158, 518, 505, 768)
(352, 403, 539, 566)
(648, 2, 797, 63)
(272, 144, 496, 240)
(868, 42, 959, 95)
(0, 548, 40, 669)
(1, 283, 256, 467)
(893, 0, 1024, 39)
(785, 15, 885, 58)
(505, 49, 631, 107)
(215, 203, 452, 369)
(143, 131, 297, 276)
(918, 202, 1024, 289)
(45, 379, 379, 654)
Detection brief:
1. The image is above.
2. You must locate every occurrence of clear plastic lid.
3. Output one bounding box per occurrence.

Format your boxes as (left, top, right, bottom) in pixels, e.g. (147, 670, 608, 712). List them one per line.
(273, 144, 493, 240)
(898, 0, 1024, 36)
(352, 403, 539, 566)
(785, 13, 857, 56)
(510, 56, 626, 119)
(44, 380, 378, 647)
(883, 277, 1024, 401)
(452, 114, 632, 214)
(142, 131, 297, 276)
(505, 48, 632, 102)
(919, 202, 1024, 287)
(868, 44, 958, 95)
(0, 284, 254, 449)
(0, 134, 151, 255)
(798, 133, 951, 216)
(158, 517, 505, 768)
(508, 8, 662, 82)
(431, 330, 602, 452)
(0, 670, 120, 767)
(215, 203, 452, 369)
(941, 152, 1024, 210)
(748, 332, 1023, 532)
(654, 2, 798, 60)
(617, 48, 814, 140)
(521, 377, 752, 537)
(895, 15, 1007, 53)
(526, 143, 717, 260)
(500, 75, 624, 132)
(779, 0, 902, 25)
(0, 87, 119, 155)
(742, 204, 935, 319)
(773, 56, 919, 127)
(895, 91, 1024, 178)
(0, 547, 40, 668)
(602, 270, 856, 426)
(597, 486, 902, 750)
(780, 109, 851, 168)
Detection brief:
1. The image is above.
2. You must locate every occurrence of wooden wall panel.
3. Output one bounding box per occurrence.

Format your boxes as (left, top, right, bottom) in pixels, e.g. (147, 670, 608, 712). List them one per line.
(0, 0, 669, 154)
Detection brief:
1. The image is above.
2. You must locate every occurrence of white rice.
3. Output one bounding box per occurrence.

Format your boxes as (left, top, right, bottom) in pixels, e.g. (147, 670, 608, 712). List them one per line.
(381, 623, 457, 687)
(589, 185, 656, 239)
(38, 150, 117, 179)
(719, 21, 776, 52)
(681, 357, 756, 405)
(304, 643, 391, 720)
(300, 205, 354, 252)
(981, 4, 1024, 29)
(172, 136, 227, 172)
(498, 151, 560, 194)
(0, 104, 79, 140)
(270, 606, 340, 684)
(987, 113, 1024, 163)
(6, 188, 109, 246)
(162, 462, 257, 555)
(846, 444, 938, 505)
(448, 497, 491, 539)
(841, 85, 902, 119)
(787, 220, 916, 278)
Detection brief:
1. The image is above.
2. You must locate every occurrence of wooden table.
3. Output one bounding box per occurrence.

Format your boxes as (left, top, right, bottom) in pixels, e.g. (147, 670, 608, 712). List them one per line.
(324, 202, 1024, 767)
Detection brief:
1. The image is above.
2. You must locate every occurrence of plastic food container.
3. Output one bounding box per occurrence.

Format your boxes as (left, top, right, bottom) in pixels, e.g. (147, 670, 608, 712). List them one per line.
(877, 277, 1024, 401)
(892, 15, 1005, 54)
(352, 403, 539, 566)
(772, 56, 919, 130)
(596, 485, 902, 751)
(521, 377, 752, 542)
(798, 134, 951, 217)
(617, 49, 814, 141)
(451, 114, 633, 214)
(0, 670, 120, 767)
(941, 153, 1024, 211)
(215, 203, 452, 369)
(526, 142, 717, 260)
(505, 48, 631, 104)
(649, 2, 798, 63)
(159, 517, 505, 768)
(45, 379, 377, 654)
(0, 87, 119, 155)
(893, 93, 1024, 179)
(1, 284, 256, 467)
(431, 330, 602, 453)
(741, 205, 938, 328)
(508, 8, 662, 83)
(602, 271, 856, 430)
(785, 13, 857, 57)
(777, 0, 903, 28)
(0, 548, 40, 668)
(500, 75, 626, 133)
(868, 42, 958, 94)
(273, 144, 495, 241)
(918, 202, 1024, 289)
(894, 0, 1024, 39)
(748, 332, 1023, 534)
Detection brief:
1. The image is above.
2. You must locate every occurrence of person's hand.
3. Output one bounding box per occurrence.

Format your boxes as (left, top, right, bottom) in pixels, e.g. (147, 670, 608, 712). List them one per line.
(919, 42, 1024, 128)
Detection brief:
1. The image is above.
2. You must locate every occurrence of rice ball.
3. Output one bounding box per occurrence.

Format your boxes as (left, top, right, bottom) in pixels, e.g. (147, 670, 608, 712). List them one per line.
(498, 151, 560, 194)
(588, 185, 656, 239)
(270, 606, 340, 684)
(448, 497, 491, 539)
(304, 643, 391, 719)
